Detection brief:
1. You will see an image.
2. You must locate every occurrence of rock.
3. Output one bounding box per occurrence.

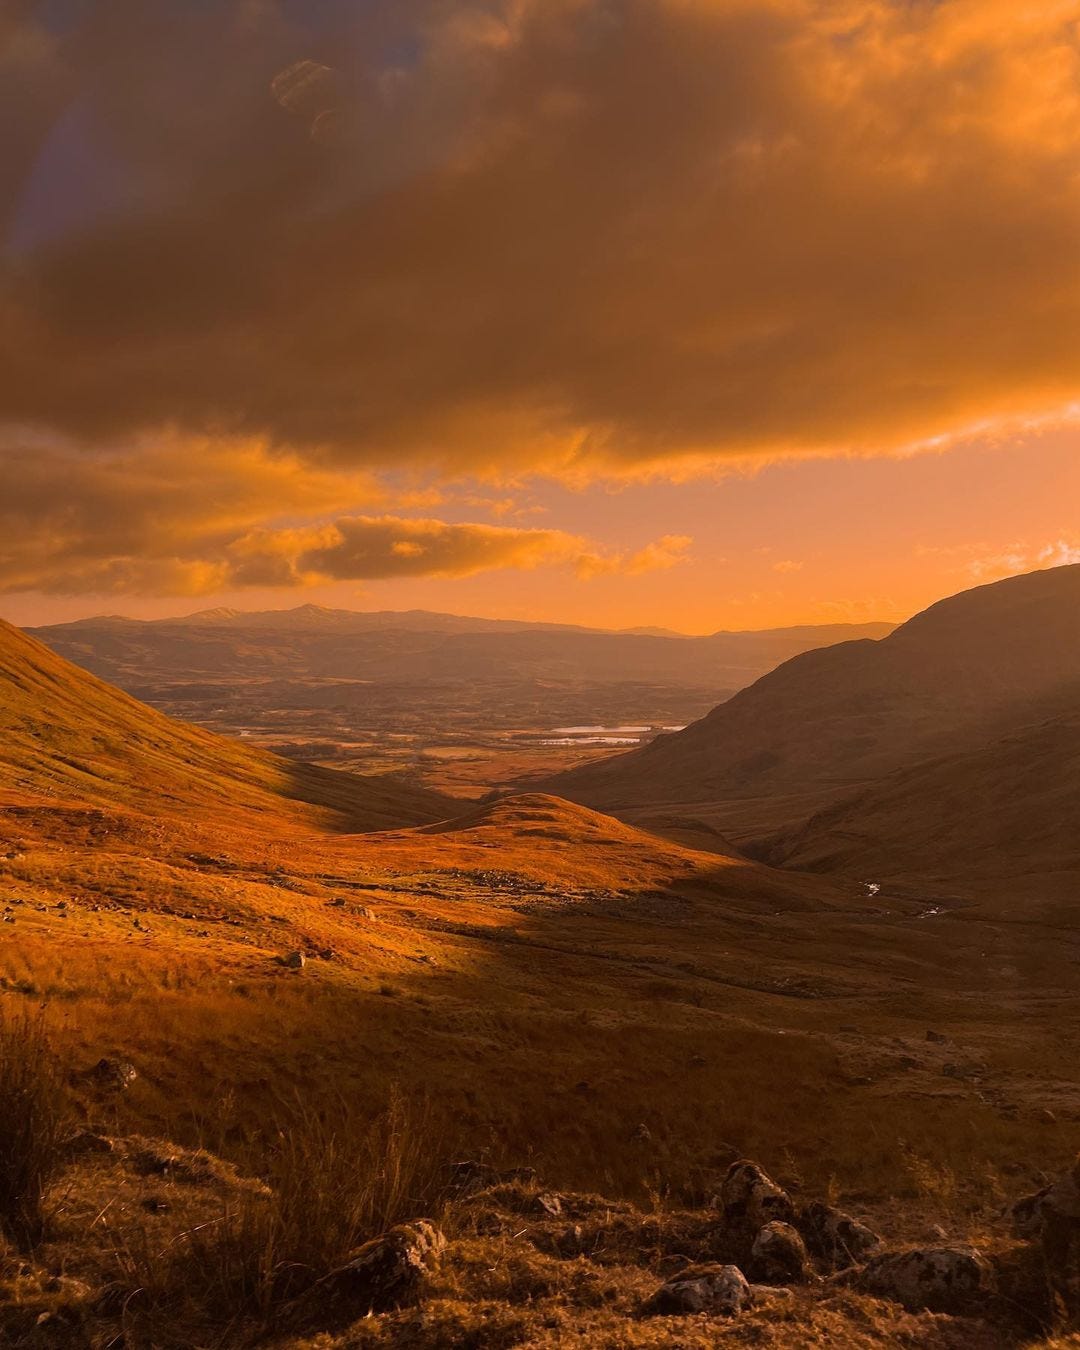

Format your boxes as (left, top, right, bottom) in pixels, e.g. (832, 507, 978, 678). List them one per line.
(281, 950, 306, 970)
(750, 1221, 814, 1284)
(645, 1263, 753, 1316)
(533, 1192, 563, 1217)
(854, 1246, 996, 1312)
(632, 1123, 652, 1143)
(1011, 1157, 1080, 1239)
(65, 1129, 115, 1158)
(749, 1283, 794, 1301)
(42, 1276, 92, 1302)
(799, 1201, 881, 1268)
(297, 1221, 446, 1323)
(1040, 1108, 1058, 1125)
(89, 1057, 137, 1091)
(720, 1160, 795, 1230)
(926, 1029, 948, 1044)
(929, 1224, 949, 1241)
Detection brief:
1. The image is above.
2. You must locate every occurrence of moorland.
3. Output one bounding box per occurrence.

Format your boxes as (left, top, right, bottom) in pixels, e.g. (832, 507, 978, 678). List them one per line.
(2, 569, 1079, 1347)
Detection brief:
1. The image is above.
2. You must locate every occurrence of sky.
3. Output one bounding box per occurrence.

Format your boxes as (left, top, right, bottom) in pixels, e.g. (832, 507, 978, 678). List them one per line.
(2, 0, 1079, 634)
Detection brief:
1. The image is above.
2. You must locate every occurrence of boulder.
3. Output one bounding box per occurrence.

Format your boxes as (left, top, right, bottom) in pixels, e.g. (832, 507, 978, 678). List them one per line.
(298, 1221, 446, 1323)
(720, 1160, 794, 1230)
(645, 1263, 753, 1316)
(750, 1221, 814, 1284)
(799, 1200, 881, 1268)
(1011, 1157, 1080, 1240)
(533, 1192, 563, 1217)
(854, 1245, 995, 1313)
(281, 950, 306, 970)
(89, 1058, 137, 1091)
(65, 1129, 115, 1158)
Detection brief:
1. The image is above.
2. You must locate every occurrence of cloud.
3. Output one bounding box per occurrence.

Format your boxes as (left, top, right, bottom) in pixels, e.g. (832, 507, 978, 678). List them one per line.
(1, 0, 1079, 485)
(0, 434, 380, 594)
(575, 533, 693, 579)
(772, 559, 803, 574)
(967, 538, 1080, 583)
(0, 435, 687, 594)
(231, 515, 599, 587)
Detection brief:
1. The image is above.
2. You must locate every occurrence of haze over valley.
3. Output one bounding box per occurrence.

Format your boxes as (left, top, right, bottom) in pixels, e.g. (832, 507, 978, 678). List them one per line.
(29, 609, 893, 796)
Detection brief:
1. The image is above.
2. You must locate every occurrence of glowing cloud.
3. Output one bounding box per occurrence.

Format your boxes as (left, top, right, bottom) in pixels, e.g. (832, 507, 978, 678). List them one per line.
(2, 0, 1079, 480)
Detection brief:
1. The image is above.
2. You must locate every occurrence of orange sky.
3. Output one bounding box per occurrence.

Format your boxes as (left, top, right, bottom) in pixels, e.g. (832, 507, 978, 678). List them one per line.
(3, 1, 1080, 631)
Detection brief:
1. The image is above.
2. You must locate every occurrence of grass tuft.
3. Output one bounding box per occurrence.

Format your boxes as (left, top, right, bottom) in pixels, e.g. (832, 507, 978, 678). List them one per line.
(110, 1087, 451, 1335)
(0, 1009, 71, 1250)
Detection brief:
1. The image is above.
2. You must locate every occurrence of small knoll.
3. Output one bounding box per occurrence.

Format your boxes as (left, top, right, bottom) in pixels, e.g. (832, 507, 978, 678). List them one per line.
(420, 792, 668, 842)
(407, 791, 830, 910)
(0, 619, 452, 834)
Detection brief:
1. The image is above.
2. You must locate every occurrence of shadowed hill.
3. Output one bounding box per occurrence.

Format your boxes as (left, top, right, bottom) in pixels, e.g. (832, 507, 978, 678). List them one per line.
(544, 565, 1080, 827)
(0, 619, 453, 833)
(768, 709, 1080, 886)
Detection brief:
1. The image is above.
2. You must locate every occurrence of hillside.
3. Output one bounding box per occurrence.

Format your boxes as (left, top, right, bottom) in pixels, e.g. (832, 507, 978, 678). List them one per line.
(0, 619, 452, 833)
(545, 565, 1080, 834)
(768, 709, 1080, 887)
(4, 606, 1080, 1348)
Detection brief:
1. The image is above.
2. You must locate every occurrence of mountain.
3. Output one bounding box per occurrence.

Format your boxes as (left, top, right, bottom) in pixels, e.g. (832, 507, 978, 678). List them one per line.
(28, 607, 893, 688)
(768, 707, 1080, 887)
(0, 618, 452, 832)
(544, 565, 1080, 832)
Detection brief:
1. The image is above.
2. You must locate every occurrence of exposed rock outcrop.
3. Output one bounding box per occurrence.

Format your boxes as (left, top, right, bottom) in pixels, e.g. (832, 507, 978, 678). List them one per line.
(750, 1220, 814, 1284)
(294, 1221, 447, 1326)
(853, 1245, 995, 1313)
(719, 1160, 794, 1231)
(799, 1200, 881, 1269)
(645, 1263, 753, 1316)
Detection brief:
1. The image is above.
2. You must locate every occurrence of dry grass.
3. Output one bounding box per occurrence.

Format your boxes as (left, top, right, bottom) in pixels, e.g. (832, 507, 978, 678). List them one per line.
(104, 1088, 453, 1338)
(0, 1010, 71, 1250)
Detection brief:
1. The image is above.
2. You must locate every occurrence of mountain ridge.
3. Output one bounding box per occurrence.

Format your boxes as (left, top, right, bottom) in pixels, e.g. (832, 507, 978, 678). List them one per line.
(542, 564, 1080, 829)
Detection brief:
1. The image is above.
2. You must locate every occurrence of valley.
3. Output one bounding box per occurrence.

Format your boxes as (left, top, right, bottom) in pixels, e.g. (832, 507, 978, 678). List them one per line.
(29, 608, 890, 797)
(2, 570, 1079, 1347)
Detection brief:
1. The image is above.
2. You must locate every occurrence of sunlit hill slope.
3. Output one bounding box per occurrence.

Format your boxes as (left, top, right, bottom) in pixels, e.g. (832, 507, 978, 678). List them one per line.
(0, 618, 452, 833)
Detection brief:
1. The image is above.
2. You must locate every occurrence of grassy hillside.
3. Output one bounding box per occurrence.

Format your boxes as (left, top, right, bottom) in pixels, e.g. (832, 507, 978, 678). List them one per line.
(2, 616, 1080, 1346)
(545, 565, 1080, 834)
(0, 619, 453, 833)
(770, 710, 1080, 887)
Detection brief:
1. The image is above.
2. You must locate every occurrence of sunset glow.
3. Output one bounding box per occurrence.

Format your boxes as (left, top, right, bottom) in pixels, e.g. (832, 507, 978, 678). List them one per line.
(3, 0, 1080, 628)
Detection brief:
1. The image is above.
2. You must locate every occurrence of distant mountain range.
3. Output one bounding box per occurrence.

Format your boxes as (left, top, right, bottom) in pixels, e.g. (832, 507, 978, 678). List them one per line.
(26, 606, 894, 690)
